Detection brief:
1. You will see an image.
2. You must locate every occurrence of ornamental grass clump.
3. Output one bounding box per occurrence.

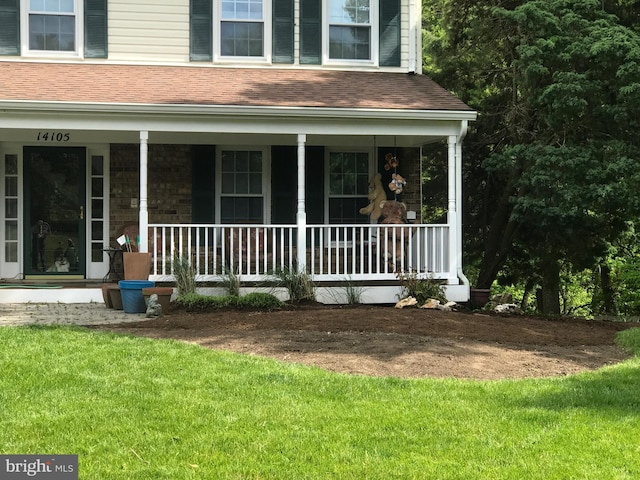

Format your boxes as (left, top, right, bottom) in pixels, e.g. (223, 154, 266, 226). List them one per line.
(273, 267, 316, 303)
(171, 253, 197, 296)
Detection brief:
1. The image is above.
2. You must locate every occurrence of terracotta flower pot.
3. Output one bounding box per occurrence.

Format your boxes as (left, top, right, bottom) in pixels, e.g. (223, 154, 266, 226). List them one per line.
(101, 283, 114, 308)
(123, 252, 152, 280)
(470, 288, 491, 308)
(107, 286, 123, 310)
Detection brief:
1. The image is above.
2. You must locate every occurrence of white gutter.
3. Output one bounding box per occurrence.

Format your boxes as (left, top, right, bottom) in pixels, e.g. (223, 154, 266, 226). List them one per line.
(0, 100, 478, 122)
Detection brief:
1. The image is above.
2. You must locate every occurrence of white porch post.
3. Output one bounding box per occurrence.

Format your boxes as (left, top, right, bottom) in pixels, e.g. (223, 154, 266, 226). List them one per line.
(447, 135, 459, 283)
(138, 130, 149, 253)
(296, 134, 307, 272)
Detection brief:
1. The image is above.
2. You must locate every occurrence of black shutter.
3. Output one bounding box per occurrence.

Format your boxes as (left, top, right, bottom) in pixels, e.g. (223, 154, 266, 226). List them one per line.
(379, 0, 400, 67)
(85, 0, 108, 58)
(271, 147, 297, 224)
(272, 0, 294, 63)
(190, 0, 212, 61)
(271, 146, 324, 225)
(0, 0, 20, 56)
(192, 146, 216, 223)
(300, 0, 321, 64)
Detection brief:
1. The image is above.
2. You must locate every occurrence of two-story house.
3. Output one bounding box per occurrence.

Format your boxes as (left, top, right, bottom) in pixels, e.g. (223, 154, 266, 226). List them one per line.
(0, 0, 476, 303)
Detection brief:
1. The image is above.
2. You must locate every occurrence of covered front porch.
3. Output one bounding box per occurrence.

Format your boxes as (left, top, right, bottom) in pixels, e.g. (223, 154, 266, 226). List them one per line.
(0, 64, 476, 303)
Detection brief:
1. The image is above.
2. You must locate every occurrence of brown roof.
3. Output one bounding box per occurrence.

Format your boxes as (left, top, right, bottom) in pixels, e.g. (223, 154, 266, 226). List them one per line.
(0, 62, 473, 112)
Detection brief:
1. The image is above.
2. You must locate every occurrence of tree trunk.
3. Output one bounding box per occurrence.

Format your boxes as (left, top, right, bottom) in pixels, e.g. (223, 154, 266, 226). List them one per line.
(475, 168, 522, 289)
(520, 277, 537, 311)
(599, 263, 616, 315)
(540, 257, 561, 315)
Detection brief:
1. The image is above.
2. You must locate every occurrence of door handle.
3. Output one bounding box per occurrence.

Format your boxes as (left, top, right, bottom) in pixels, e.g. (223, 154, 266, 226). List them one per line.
(80, 206, 84, 220)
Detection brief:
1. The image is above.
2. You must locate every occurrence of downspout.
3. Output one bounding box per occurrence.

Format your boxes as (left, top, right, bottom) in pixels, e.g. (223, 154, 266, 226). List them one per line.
(138, 130, 149, 253)
(296, 134, 307, 272)
(447, 135, 458, 283)
(456, 121, 469, 290)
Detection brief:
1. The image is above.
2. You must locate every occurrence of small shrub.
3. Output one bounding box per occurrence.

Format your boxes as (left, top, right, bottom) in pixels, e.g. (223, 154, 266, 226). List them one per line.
(239, 292, 284, 310)
(397, 271, 446, 304)
(175, 292, 283, 312)
(273, 267, 316, 303)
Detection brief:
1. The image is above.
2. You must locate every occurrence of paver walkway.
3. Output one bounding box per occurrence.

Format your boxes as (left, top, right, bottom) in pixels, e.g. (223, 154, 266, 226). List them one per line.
(0, 303, 147, 326)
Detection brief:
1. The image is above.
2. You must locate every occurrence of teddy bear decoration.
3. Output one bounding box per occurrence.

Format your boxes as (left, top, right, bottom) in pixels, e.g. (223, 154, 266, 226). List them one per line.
(383, 152, 407, 196)
(359, 173, 387, 222)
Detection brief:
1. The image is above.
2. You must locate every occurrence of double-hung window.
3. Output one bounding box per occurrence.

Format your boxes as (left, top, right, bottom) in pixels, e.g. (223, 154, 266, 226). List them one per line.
(220, 0, 265, 58)
(3, 0, 106, 58)
(328, 0, 372, 61)
(219, 149, 266, 224)
(328, 152, 370, 224)
(28, 0, 77, 52)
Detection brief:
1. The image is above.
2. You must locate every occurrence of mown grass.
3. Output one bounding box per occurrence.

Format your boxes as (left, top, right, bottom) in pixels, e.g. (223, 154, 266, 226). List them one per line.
(1, 325, 639, 479)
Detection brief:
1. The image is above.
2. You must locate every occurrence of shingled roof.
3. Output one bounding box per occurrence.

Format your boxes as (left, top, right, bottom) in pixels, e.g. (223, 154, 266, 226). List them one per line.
(0, 62, 473, 112)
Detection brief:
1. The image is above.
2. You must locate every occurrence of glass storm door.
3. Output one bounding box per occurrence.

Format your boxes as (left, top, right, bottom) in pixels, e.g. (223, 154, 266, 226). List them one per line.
(23, 147, 86, 277)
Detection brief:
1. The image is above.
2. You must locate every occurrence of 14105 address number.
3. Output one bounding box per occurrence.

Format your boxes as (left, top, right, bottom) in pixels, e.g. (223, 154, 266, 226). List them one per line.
(37, 132, 71, 142)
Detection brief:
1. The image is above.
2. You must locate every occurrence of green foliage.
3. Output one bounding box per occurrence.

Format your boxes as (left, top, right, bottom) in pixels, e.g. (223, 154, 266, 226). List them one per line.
(272, 267, 316, 303)
(176, 292, 283, 312)
(171, 253, 196, 296)
(613, 256, 640, 316)
(397, 271, 446, 304)
(424, 0, 640, 313)
(617, 328, 640, 356)
(241, 292, 285, 310)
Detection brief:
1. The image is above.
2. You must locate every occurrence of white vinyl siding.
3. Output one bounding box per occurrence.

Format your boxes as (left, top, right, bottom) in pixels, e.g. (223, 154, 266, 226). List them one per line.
(108, 0, 190, 62)
(400, 0, 409, 70)
(16, 0, 414, 69)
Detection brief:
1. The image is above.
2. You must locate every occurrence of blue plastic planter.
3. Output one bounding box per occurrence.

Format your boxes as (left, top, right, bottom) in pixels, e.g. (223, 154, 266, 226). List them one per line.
(119, 280, 155, 313)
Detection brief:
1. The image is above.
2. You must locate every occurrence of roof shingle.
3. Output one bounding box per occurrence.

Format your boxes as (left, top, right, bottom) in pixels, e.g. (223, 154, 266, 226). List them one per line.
(0, 62, 473, 112)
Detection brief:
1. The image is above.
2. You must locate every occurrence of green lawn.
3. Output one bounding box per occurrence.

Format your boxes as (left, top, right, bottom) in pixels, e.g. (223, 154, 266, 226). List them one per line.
(1, 325, 639, 479)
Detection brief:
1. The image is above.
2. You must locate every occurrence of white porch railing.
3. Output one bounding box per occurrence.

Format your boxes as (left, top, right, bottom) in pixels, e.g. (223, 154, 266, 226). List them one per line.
(148, 223, 450, 282)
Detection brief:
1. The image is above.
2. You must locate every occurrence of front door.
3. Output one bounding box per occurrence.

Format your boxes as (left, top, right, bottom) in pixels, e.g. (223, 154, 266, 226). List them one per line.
(23, 147, 86, 278)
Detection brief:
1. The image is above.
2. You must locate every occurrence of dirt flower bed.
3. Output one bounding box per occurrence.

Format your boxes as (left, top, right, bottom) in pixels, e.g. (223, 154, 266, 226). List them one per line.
(93, 304, 639, 380)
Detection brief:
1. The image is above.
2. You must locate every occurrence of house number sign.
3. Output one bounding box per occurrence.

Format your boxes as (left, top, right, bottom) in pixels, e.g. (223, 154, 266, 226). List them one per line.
(36, 132, 71, 142)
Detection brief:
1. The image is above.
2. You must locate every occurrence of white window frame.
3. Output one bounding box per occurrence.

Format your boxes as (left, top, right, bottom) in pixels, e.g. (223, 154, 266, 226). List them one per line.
(20, 0, 83, 58)
(323, 0, 378, 66)
(0, 147, 22, 280)
(86, 147, 110, 280)
(214, 0, 272, 63)
(215, 146, 271, 224)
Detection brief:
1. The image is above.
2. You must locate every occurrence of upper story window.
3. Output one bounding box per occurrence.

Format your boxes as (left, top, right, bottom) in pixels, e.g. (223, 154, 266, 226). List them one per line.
(188, 0, 399, 67)
(220, 0, 265, 57)
(191, 0, 272, 62)
(328, 0, 371, 61)
(28, 0, 77, 52)
(0, 0, 107, 58)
